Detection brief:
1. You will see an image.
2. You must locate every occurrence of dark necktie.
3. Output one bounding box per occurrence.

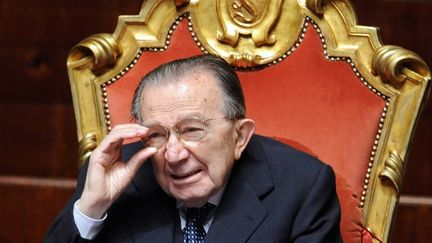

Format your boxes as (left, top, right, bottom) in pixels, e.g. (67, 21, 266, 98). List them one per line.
(183, 203, 215, 243)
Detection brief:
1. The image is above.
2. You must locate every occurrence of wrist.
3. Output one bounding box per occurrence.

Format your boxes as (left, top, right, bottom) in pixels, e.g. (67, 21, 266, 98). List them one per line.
(77, 195, 110, 219)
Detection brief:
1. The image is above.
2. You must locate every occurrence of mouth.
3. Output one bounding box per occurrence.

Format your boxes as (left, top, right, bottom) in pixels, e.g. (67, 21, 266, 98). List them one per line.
(171, 169, 203, 181)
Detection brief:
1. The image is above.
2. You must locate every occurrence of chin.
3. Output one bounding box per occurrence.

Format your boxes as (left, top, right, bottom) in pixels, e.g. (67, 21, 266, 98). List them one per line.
(172, 187, 213, 207)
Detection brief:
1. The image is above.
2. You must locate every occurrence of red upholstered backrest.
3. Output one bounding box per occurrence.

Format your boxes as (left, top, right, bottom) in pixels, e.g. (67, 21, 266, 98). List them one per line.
(105, 18, 386, 242)
(106, 22, 203, 126)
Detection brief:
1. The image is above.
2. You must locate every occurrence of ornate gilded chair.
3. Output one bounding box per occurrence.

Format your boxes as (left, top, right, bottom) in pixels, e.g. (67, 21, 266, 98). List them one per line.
(67, 0, 431, 242)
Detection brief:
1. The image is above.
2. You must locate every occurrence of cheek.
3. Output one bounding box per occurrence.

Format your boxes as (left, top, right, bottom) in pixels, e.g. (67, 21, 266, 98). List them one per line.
(151, 153, 168, 182)
(199, 139, 236, 182)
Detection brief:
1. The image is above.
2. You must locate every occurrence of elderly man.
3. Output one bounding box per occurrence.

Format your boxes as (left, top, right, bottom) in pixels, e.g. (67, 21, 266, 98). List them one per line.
(46, 54, 342, 242)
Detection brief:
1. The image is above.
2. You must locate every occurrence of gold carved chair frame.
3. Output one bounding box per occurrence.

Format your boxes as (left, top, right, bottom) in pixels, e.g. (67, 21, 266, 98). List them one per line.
(67, 0, 431, 242)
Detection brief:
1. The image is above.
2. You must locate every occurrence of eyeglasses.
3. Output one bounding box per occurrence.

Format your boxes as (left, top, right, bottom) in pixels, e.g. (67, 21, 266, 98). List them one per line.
(141, 117, 228, 149)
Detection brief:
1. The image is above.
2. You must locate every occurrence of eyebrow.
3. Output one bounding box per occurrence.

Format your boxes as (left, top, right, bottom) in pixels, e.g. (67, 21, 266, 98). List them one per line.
(141, 113, 206, 127)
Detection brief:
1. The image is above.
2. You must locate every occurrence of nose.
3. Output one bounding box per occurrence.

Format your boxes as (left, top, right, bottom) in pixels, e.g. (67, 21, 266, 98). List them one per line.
(164, 132, 189, 163)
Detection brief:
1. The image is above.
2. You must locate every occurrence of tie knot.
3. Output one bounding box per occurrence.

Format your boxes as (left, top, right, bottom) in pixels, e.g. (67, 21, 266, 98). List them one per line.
(186, 203, 215, 225)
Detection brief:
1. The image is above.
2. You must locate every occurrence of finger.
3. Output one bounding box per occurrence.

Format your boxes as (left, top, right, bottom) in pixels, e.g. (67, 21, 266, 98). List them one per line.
(98, 125, 149, 153)
(107, 124, 148, 141)
(125, 147, 158, 175)
(109, 123, 147, 131)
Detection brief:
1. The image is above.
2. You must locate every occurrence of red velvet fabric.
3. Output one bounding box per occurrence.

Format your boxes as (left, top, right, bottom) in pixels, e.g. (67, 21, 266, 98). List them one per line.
(238, 26, 385, 200)
(106, 21, 202, 128)
(276, 137, 364, 243)
(362, 228, 381, 243)
(106, 18, 386, 243)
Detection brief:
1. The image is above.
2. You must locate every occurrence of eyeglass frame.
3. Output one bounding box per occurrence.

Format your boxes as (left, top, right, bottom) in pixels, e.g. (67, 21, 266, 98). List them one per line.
(140, 116, 232, 149)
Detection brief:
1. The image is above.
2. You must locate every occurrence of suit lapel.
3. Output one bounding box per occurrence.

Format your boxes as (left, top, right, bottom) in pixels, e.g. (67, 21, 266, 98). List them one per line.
(206, 135, 274, 242)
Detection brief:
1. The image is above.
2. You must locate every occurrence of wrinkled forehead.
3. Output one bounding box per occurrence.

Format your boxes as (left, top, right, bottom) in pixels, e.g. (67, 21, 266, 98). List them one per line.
(139, 71, 225, 122)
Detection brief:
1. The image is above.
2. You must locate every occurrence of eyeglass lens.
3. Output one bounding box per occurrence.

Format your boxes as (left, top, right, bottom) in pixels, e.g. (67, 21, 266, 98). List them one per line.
(142, 118, 209, 148)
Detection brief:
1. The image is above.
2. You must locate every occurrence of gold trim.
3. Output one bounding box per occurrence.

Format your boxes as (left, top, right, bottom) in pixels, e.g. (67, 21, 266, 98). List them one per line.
(78, 133, 97, 166)
(306, 0, 326, 14)
(215, 0, 283, 47)
(69, 34, 121, 75)
(190, 0, 303, 67)
(101, 14, 189, 132)
(174, 0, 189, 9)
(304, 16, 390, 210)
(372, 45, 431, 85)
(101, 49, 145, 132)
(360, 101, 390, 208)
(379, 150, 403, 193)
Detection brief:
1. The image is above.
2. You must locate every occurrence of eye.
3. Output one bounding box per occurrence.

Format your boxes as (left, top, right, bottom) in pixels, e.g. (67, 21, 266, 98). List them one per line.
(142, 126, 167, 147)
(147, 131, 166, 139)
(179, 126, 206, 141)
(146, 125, 168, 140)
(175, 118, 208, 141)
(181, 126, 204, 134)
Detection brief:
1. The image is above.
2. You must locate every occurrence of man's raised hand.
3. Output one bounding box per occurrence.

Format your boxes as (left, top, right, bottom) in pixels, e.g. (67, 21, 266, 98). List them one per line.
(77, 124, 157, 219)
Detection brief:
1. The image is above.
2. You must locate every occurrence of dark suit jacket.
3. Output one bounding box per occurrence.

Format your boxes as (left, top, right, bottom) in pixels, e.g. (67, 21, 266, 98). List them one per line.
(45, 134, 342, 242)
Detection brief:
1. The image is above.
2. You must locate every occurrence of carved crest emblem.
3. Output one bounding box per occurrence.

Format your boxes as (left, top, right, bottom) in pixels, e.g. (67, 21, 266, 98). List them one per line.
(216, 0, 283, 47)
(189, 0, 302, 67)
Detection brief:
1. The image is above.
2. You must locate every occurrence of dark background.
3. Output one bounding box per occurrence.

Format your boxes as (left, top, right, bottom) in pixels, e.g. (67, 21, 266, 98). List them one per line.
(0, 0, 430, 242)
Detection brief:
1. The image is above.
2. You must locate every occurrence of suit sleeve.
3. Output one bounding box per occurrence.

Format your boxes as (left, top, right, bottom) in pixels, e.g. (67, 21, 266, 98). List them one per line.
(290, 164, 343, 243)
(44, 160, 97, 243)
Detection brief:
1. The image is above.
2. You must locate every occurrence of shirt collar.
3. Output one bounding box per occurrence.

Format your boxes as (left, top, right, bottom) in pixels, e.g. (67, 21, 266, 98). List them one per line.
(176, 184, 226, 209)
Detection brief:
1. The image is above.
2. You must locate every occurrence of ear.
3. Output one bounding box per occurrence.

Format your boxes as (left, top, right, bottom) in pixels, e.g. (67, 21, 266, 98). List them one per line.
(234, 118, 256, 160)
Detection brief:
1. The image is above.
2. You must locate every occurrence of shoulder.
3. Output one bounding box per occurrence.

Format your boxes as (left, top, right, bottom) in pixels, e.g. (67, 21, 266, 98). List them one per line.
(248, 134, 325, 170)
(245, 134, 335, 191)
